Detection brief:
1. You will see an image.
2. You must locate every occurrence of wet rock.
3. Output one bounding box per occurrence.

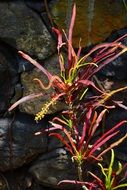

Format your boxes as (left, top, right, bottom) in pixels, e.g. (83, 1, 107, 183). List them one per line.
(0, 112, 49, 171)
(29, 148, 77, 189)
(20, 54, 67, 115)
(0, 1, 56, 60)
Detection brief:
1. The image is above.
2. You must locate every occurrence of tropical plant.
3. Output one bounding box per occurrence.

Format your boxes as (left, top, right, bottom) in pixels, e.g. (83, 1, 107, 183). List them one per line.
(9, 5, 127, 116)
(89, 149, 127, 190)
(8, 3, 127, 190)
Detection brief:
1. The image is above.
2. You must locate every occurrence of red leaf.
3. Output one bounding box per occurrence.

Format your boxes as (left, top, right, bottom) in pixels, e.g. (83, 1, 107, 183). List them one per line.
(47, 122, 77, 154)
(87, 131, 119, 157)
(90, 109, 107, 137)
(78, 80, 104, 93)
(49, 132, 74, 155)
(78, 123, 86, 151)
(93, 49, 127, 75)
(52, 27, 65, 53)
(89, 172, 106, 190)
(87, 120, 127, 157)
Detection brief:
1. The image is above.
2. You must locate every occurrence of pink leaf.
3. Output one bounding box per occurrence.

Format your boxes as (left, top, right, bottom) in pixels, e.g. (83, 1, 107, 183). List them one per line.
(8, 93, 43, 111)
(68, 4, 76, 43)
(18, 51, 52, 79)
(78, 80, 104, 93)
(68, 4, 76, 68)
(113, 101, 127, 110)
(58, 180, 96, 188)
(52, 27, 65, 53)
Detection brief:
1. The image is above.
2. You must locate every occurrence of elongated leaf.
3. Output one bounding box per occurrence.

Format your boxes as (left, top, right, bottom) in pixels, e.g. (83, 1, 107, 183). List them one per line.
(78, 123, 86, 151)
(45, 123, 63, 132)
(58, 179, 96, 188)
(89, 171, 106, 190)
(52, 27, 65, 53)
(113, 183, 127, 190)
(87, 131, 119, 157)
(98, 34, 127, 55)
(97, 133, 127, 159)
(49, 132, 74, 155)
(68, 3, 76, 67)
(52, 117, 68, 125)
(88, 111, 98, 136)
(113, 101, 127, 110)
(89, 120, 127, 152)
(93, 48, 127, 75)
(18, 51, 52, 79)
(8, 93, 43, 111)
(90, 109, 107, 137)
(34, 75, 66, 91)
(107, 149, 114, 187)
(48, 122, 78, 155)
(79, 42, 126, 65)
(78, 79, 104, 93)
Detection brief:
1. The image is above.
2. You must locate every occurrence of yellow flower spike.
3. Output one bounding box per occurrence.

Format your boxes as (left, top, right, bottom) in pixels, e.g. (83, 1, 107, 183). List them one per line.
(35, 98, 56, 122)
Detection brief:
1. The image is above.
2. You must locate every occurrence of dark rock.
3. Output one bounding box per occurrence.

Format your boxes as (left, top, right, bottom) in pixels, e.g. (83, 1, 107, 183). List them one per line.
(0, 112, 49, 171)
(25, 0, 58, 44)
(3, 166, 53, 190)
(97, 28, 127, 80)
(25, 0, 47, 13)
(105, 108, 127, 161)
(29, 148, 77, 189)
(0, 39, 37, 116)
(25, 0, 54, 13)
(0, 40, 19, 115)
(0, 1, 56, 60)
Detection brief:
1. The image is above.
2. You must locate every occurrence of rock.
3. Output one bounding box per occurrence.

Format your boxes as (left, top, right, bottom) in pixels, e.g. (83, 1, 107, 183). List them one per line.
(25, 0, 47, 13)
(0, 40, 19, 115)
(25, 0, 54, 13)
(51, 0, 127, 47)
(29, 148, 77, 189)
(20, 54, 67, 115)
(25, 0, 58, 41)
(0, 1, 56, 60)
(0, 112, 49, 171)
(105, 108, 127, 161)
(3, 166, 53, 190)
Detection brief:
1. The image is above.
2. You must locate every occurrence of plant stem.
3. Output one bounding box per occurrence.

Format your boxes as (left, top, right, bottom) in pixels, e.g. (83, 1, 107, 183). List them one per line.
(78, 164, 83, 181)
